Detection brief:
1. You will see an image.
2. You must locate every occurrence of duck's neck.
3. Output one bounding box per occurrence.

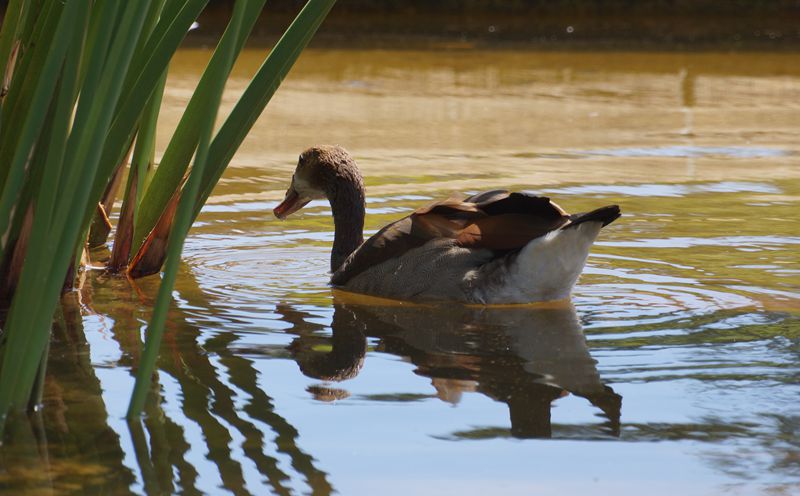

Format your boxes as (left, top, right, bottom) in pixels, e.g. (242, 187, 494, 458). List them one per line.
(329, 174, 365, 273)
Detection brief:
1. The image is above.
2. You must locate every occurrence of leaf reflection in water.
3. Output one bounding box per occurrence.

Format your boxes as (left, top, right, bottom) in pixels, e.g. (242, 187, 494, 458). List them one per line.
(0, 285, 333, 496)
(129, 293, 334, 495)
(1, 294, 134, 495)
(282, 296, 621, 439)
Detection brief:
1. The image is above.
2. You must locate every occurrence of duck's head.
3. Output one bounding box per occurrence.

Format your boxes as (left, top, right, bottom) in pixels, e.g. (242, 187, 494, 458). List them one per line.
(273, 145, 361, 219)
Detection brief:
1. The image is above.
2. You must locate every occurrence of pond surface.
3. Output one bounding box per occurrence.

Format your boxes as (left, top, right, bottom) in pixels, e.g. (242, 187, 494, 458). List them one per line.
(2, 48, 800, 495)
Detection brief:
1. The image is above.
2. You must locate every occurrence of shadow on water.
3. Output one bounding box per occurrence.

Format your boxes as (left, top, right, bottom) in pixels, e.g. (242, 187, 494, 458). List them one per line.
(0, 275, 623, 494)
(0, 277, 333, 496)
(0, 263, 798, 493)
(1, 44, 798, 494)
(281, 297, 621, 440)
(117, 275, 334, 495)
(0, 293, 135, 494)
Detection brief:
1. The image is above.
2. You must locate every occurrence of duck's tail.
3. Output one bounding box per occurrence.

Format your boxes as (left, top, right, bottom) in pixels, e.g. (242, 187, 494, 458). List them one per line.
(564, 205, 621, 229)
(468, 205, 621, 304)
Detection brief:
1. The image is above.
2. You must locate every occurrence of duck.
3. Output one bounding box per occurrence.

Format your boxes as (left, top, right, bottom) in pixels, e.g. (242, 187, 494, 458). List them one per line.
(273, 145, 620, 304)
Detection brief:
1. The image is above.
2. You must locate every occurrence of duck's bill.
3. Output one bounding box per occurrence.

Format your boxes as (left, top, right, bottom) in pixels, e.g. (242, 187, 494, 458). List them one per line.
(274, 188, 310, 219)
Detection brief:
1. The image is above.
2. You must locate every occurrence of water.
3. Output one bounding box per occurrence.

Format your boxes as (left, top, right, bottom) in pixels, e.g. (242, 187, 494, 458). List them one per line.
(1, 49, 799, 495)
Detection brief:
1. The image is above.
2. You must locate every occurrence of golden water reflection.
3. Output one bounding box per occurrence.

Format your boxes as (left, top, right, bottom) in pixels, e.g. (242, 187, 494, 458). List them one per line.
(0, 284, 622, 493)
(163, 49, 800, 200)
(0, 47, 798, 494)
(283, 298, 621, 439)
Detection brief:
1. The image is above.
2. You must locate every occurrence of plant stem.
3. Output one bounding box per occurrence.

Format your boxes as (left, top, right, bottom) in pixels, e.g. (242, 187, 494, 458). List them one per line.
(127, 0, 249, 418)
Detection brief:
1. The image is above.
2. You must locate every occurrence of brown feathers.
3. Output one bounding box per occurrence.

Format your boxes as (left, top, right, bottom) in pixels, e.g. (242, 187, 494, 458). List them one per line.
(456, 213, 568, 250)
(332, 190, 571, 286)
(275, 146, 620, 297)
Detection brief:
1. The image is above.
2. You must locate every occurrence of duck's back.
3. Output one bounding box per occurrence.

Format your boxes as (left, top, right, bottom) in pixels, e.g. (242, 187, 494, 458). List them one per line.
(331, 191, 619, 303)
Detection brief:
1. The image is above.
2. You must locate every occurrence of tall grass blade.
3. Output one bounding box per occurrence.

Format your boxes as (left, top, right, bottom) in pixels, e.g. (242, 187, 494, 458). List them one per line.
(85, 0, 210, 258)
(87, 145, 132, 249)
(0, 0, 151, 421)
(0, 0, 91, 421)
(0, 2, 58, 193)
(0, 0, 337, 428)
(193, 0, 338, 218)
(108, 166, 140, 272)
(0, 203, 32, 300)
(109, 72, 168, 271)
(1, 40, 20, 106)
(86, 0, 169, 251)
(127, 0, 250, 419)
(0, 0, 29, 107)
(0, 1, 86, 301)
(130, 0, 266, 260)
(130, 0, 337, 277)
(50, 0, 148, 271)
(0, 2, 64, 255)
(127, 182, 183, 279)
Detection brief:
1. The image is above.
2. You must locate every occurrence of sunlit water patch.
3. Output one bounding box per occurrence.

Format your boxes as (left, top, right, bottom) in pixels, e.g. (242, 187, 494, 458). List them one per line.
(541, 180, 783, 197)
(3, 49, 800, 496)
(168, 169, 799, 494)
(573, 145, 793, 159)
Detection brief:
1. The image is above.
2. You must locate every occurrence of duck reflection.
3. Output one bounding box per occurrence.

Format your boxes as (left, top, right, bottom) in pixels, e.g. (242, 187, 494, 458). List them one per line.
(282, 297, 621, 439)
(15, 272, 336, 495)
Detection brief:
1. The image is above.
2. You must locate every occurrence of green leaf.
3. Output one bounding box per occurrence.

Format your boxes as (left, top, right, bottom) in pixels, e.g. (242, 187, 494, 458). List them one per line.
(0, 1, 67, 258)
(0, 0, 30, 108)
(0, 0, 91, 421)
(193, 0, 338, 219)
(0, 0, 151, 422)
(84, 0, 210, 253)
(131, 0, 267, 258)
(127, 0, 251, 419)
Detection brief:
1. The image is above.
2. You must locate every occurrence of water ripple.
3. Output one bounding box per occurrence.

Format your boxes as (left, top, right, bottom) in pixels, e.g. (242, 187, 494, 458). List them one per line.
(599, 235, 800, 249)
(542, 181, 782, 197)
(574, 145, 791, 159)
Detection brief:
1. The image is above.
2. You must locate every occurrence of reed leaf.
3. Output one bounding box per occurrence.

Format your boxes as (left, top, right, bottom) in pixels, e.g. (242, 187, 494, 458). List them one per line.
(0, 0, 29, 108)
(109, 71, 168, 270)
(127, 0, 337, 416)
(193, 0, 338, 219)
(87, 0, 169, 250)
(55, 0, 147, 288)
(127, 0, 250, 419)
(0, 0, 92, 420)
(87, 144, 132, 249)
(0, 0, 336, 428)
(131, 0, 337, 278)
(128, 182, 183, 279)
(108, 166, 141, 273)
(130, 0, 267, 261)
(0, 2, 62, 255)
(0, 2, 58, 187)
(0, 0, 57, 137)
(85, 0, 210, 257)
(0, 0, 151, 419)
(0, 204, 31, 300)
(118, 0, 169, 109)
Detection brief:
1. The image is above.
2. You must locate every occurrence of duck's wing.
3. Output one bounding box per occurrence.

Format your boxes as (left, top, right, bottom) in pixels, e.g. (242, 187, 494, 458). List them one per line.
(331, 191, 571, 286)
(330, 199, 481, 285)
(455, 191, 570, 251)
